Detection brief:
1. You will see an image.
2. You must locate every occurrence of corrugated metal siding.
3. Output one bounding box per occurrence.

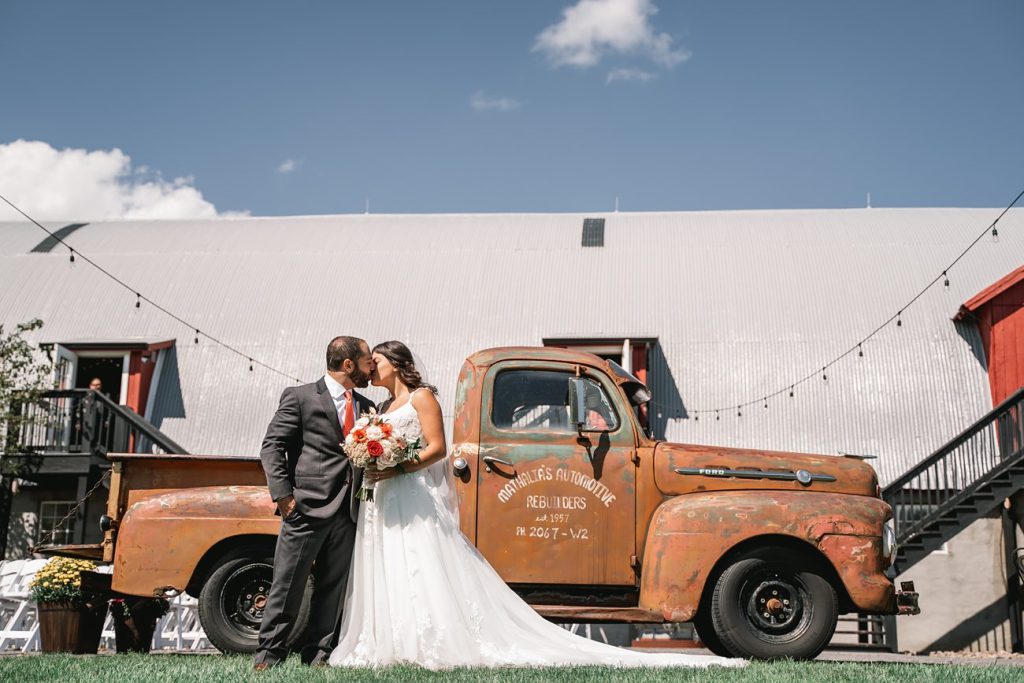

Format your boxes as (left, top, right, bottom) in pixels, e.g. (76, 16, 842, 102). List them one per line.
(1, 208, 1021, 484)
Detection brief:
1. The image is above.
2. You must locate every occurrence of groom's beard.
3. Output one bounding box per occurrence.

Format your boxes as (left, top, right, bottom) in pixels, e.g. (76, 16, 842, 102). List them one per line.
(349, 367, 371, 388)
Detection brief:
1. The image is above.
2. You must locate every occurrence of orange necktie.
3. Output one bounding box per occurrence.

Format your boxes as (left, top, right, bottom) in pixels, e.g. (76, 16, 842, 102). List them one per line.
(343, 390, 355, 435)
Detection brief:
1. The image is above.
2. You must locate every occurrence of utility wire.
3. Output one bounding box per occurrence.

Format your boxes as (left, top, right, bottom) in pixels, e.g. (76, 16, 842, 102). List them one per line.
(690, 186, 1024, 416)
(0, 192, 303, 384)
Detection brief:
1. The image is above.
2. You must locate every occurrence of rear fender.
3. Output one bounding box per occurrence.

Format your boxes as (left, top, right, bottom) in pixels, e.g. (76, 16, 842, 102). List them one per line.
(111, 485, 279, 597)
(638, 491, 894, 621)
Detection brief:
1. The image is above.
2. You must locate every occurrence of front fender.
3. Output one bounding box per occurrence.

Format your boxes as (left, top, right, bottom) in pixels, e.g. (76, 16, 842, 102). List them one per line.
(638, 491, 894, 621)
(111, 485, 279, 596)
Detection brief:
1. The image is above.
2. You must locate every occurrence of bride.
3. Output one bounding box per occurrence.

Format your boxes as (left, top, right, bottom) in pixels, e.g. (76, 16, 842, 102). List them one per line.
(328, 340, 744, 669)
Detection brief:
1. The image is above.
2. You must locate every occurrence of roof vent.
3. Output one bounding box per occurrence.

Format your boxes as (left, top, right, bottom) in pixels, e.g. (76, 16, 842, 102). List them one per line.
(581, 218, 605, 247)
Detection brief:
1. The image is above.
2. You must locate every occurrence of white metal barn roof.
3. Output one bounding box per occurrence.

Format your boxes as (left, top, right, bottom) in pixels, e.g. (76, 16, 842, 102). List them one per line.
(1, 207, 1022, 484)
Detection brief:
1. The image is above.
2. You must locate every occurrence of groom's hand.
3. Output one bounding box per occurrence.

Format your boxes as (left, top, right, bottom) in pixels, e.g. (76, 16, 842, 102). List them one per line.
(276, 494, 296, 518)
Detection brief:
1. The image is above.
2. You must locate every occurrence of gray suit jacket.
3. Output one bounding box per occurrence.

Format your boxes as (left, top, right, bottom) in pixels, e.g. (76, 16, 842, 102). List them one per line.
(260, 377, 375, 522)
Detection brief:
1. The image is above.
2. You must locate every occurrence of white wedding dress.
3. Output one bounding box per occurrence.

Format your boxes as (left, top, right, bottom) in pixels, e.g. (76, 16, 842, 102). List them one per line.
(329, 392, 744, 669)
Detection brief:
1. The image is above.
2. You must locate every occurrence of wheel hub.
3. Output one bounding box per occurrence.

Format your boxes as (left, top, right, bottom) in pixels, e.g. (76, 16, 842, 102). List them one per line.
(223, 566, 272, 634)
(745, 574, 805, 636)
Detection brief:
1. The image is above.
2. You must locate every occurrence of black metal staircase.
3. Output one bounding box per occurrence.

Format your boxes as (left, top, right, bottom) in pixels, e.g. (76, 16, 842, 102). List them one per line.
(0, 389, 187, 556)
(883, 387, 1024, 574)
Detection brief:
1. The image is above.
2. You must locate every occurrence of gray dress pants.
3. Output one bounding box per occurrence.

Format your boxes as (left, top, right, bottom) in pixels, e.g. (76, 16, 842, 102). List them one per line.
(253, 509, 357, 666)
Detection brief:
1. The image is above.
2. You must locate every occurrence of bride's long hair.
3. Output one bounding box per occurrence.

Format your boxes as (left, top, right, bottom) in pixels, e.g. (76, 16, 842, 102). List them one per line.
(372, 340, 438, 395)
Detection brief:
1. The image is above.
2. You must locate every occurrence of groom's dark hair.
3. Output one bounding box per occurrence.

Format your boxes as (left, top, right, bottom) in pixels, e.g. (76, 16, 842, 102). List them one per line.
(326, 336, 366, 371)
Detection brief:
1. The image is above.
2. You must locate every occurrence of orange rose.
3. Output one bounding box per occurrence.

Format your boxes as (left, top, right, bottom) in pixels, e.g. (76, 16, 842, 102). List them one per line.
(367, 441, 384, 458)
(351, 429, 367, 443)
(380, 423, 393, 437)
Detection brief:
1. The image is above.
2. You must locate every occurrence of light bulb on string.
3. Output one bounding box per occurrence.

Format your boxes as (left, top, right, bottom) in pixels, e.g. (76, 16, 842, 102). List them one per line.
(194, 330, 200, 344)
(249, 358, 254, 372)
(694, 413, 699, 422)
(715, 411, 720, 421)
(896, 311, 902, 327)
(943, 271, 949, 288)
(68, 249, 75, 264)
(858, 344, 864, 358)
(789, 386, 794, 397)
(763, 397, 768, 409)
(737, 406, 742, 417)
(992, 226, 999, 242)
(135, 293, 141, 309)
(822, 368, 828, 381)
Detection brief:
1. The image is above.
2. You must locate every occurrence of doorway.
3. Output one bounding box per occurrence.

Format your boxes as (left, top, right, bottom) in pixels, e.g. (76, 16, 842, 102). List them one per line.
(75, 356, 125, 403)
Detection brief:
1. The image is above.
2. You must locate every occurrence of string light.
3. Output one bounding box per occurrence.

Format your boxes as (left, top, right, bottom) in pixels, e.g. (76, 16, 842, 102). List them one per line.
(694, 414, 699, 422)
(789, 386, 794, 397)
(858, 344, 864, 358)
(249, 358, 254, 372)
(992, 225, 999, 241)
(896, 310, 902, 327)
(194, 330, 200, 344)
(763, 397, 768, 409)
(822, 369, 828, 381)
(715, 411, 720, 421)
(0, 191, 304, 384)
(943, 271, 950, 288)
(737, 406, 742, 417)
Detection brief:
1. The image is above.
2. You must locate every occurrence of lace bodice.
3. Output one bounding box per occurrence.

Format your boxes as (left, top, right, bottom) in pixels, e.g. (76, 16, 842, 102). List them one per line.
(379, 390, 424, 445)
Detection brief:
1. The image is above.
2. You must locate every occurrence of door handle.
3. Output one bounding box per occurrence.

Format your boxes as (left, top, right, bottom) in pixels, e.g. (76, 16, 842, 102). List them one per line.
(482, 454, 515, 475)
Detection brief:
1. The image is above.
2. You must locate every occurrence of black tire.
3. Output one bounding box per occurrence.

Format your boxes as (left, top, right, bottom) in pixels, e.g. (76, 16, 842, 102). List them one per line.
(197, 549, 312, 654)
(693, 608, 735, 658)
(710, 547, 837, 660)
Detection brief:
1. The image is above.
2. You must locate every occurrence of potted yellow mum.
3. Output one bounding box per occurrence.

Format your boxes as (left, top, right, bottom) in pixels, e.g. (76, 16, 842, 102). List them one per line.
(29, 557, 107, 653)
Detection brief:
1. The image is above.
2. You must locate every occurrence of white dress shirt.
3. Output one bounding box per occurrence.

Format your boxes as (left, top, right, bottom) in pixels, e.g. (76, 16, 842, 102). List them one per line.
(323, 373, 352, 427)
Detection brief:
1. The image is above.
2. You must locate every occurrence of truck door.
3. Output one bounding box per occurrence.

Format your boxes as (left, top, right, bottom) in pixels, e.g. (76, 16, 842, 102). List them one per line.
(475, 361, 636, 586)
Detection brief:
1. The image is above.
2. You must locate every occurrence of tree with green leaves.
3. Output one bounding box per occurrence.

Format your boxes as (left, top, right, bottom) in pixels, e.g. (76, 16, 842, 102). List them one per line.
(0, 318, 51, 557)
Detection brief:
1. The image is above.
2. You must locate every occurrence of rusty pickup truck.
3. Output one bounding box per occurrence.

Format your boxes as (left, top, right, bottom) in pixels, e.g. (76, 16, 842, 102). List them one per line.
(87, 346, 916, 659)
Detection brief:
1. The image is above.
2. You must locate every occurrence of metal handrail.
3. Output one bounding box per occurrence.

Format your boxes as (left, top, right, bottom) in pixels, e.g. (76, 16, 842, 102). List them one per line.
(883, 386, 1024, 496)
(11, 388, 187, 456)
(882, 387, 1024, 545)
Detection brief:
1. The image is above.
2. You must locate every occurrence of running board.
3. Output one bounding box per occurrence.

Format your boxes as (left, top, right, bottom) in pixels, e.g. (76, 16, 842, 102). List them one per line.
(532, 605, 664, 623)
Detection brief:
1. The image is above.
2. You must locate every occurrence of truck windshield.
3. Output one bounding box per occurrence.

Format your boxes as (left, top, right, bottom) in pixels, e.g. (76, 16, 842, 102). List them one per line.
(605, 360, 652, 407)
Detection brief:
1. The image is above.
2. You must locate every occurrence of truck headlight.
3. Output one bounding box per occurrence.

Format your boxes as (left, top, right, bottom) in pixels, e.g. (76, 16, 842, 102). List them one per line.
(882, 522, 897, 566)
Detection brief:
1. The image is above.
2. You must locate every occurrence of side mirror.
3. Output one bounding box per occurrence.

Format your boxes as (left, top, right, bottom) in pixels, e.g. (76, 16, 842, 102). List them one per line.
(567, 377, 588, 432)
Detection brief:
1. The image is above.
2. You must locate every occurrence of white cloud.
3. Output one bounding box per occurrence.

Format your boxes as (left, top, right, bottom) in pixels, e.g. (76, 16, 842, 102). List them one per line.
(606, 67, 656, 84)
(469, 91, 522, 112)
(0, 139, 244, 221)
(534, 0, 689, 69)
(277, 158, 299, 174)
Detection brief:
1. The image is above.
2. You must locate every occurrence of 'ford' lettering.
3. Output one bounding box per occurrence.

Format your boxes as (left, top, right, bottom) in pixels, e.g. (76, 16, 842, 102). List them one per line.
(699, 468, 727, 476)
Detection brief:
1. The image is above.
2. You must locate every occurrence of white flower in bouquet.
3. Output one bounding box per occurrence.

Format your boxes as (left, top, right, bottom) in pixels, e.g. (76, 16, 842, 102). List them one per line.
(365, 425, 384, 440)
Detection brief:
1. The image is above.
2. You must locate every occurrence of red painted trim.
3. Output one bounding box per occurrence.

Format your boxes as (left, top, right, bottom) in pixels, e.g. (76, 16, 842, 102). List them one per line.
(958, 264, 1024, 318)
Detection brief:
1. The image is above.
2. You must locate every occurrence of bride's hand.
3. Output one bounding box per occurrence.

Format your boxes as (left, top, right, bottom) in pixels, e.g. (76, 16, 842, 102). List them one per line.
(364, 465, 402, 483)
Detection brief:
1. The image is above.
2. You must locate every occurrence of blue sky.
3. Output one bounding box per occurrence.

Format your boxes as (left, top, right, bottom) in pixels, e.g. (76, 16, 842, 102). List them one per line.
(1, 0, 1022, 218)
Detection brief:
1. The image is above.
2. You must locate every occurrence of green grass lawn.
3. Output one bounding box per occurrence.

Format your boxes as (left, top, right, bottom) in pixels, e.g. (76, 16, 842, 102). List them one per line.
(0, 655, 1018, 683)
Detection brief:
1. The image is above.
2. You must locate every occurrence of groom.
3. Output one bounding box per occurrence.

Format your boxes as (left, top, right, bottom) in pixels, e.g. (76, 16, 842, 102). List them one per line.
(254, 336, 376, 670)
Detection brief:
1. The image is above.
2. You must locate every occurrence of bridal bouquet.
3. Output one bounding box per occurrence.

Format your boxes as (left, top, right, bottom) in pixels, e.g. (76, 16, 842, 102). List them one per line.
(343, 409, 420, 502)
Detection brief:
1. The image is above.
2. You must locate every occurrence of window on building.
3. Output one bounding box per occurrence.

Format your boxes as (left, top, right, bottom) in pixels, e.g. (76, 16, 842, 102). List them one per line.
(38, 501, 76, 545)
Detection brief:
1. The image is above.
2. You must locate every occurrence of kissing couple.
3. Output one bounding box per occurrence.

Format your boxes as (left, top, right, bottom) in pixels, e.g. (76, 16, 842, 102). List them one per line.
(253, 336, 744, 670)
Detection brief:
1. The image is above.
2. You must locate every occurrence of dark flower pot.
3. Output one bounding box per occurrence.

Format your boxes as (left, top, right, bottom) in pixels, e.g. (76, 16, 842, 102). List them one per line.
(37, 601, 106, 654)
(112, 598, 167, 653)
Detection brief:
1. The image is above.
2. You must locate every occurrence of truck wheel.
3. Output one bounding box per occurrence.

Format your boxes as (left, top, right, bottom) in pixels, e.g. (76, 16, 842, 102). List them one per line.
(710, 548, 837, 660)
(693, 609, 735, 658)
(198, 550, 312, 654)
